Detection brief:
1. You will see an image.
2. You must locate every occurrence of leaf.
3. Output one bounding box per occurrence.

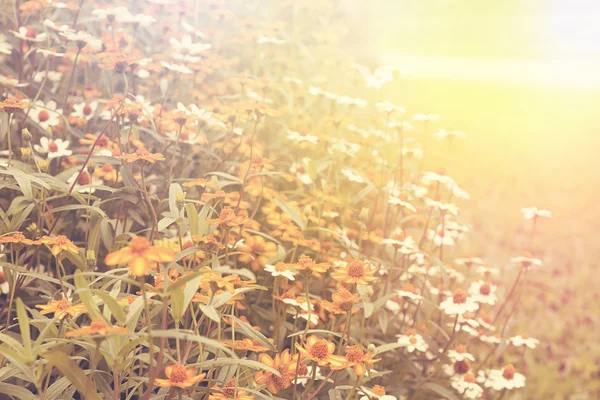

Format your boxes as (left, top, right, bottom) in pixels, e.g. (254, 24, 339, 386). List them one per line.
(421, 382, 460, 400)
(170, 289, 184, 322)
(152, 330, 236, 357)
(168, 183, 183, 218)
(199, 358, 280, 377)
(198, 304, 220, 323)
(231, 315, 277, 352)
(15, 298, 31, 357)
(181, 274, 203, 321)
(93, 290, 127, 324)
(275, 198, 306, 230)
(47, 204, 107, 218)
(211, 286, 266, 309)
(74, 271, 102, 319)
(374, 342, 405, 355)
(186, 203, 199, 236)
(40, 350, 101, 400)
(363, 301, 374, 318)
(0, 382, 38, 400)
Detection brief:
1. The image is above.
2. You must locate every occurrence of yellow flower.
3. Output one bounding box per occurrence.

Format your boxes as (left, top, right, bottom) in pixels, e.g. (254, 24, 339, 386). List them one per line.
(121, 147, 166, 164)
(237, 235, 278, 272)
(40, 235, 79, 256)
(105, 236, 176, 276)
(331, 259, 378, 285)
(155, 364, 206, 389)
(322, 287, 361, 315)
(209, 379, 255, 400)
(36, 294, 86, 320)
(328, 345, 381, 376)
(210, 207, 248, 227)
(66, 318, 129, 337)
(254, 349, 299, 394)
(295, 335, 336, 367)
(0, 232, 40, 246)
(220, 338, 272, 353)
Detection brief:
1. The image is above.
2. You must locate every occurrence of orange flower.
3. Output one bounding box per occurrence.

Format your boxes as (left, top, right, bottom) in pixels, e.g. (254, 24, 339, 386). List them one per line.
(36, 294, 86, 320)
(40, 235, 79, 256)
(254, 349, 299, 394)
(0, 232, 40, 246)
(210, 208, 248, 227)
(121, 147, 166, 164)
(237, 235, 278, 272)
(328, 345, 381, 376)
(155, 364, 206, 389)
(104, 236, 176, 276)
(331, 259, 378, 285)
(209, 379, 255, 400)
(295, 336, 336, 366)
(98, 50, 141, 73)
(322, 287, 361, 315)
(66, 318, 129, 337)
(0, 98, 29, 113)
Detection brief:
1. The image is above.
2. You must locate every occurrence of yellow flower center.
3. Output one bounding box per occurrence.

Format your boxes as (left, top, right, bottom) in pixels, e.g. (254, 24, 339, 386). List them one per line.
(39, 110, 50, 122)
(169, 364, 188, 383)
(403, 283, 416, 293)
(453, 359, 471, 375)
(309, 340, 330, 359)
(371, 385, 386, 396)
(479, 282, 491, 295)
(453, 289, 467, 304)
(456, 344, 467, 354)
(89, 319, 108, 330)
(464, 372, 476, 383)
(48, 140, 58, 152)
(56, 298, 71, 311)
(347, 259, 365, 278)
(129, 237, 152, 255)
(503, 364, 516, 380)
(345, 346, 364, 362)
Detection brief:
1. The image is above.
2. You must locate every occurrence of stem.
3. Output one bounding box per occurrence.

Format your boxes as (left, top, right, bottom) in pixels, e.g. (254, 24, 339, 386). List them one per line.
(62, 47, 81, 113)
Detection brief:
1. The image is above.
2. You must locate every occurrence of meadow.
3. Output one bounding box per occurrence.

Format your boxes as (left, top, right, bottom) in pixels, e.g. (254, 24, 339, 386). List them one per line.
(0, 0, 595, 399)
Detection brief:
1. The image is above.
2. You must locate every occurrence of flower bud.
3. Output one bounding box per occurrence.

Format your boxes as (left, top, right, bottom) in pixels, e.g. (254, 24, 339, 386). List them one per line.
(20, 147, 31, 162)
(21, 128, 32, 142)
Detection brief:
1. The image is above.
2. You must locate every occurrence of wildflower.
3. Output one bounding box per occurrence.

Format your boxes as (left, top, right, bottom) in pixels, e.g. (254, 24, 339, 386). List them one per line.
(40, 235, 79, 256)
(483, 364, 526, 390)
(468, 280, 497, 305)
(60, 30, 102, 50)
(296, 365, 322, 386)
(0, 34, 12, 55)
(221, 338, 272, 353)
(440, 289, 479, 315)
(105, 236, 176, 276)
(71, 101, 98, 120)
(121, 147, 166, 164)
(521, 206, 552, 220)
(0, 232, 39, 246)
(0, 267, 10, 294)
(161, 61, 193, 74)
(0, 98, 29, 113)
(254, 349, 299, 394)
(36, 293, 86, 320)
(98, 50, 142, 73)
(388, 196, 417, 212)
(451, 373, 483, 399)
(395, 284, 424, 301)
(265, 263, 296, 281)
(155, 364, 206, 389)
(237, 235, 278, 272)
(510, 254, 543, 269)
(33, 137, 72, 159)
(11, 27, 47, 42)
(331, 259, 378, 285)
(322, 287, 361, 314)
(434, 129, 466, 141)
(209, 379, 255, 400)
(359, 385, 398, 400)
(397, 329, 428, 353)
(66, 318, 129, 337)
(509, 334, 539, 349)
(329, 345, 381, 375)
(67, 168, 102, 193)
(295, 336, 336, 366)
(29, 100, 62, 130)
(210, 208, 248, 228)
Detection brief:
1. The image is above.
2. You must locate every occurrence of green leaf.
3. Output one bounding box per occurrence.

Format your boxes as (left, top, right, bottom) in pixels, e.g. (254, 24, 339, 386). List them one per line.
(40, 350, 101, 400)
(199, 358, 280, 377)
(93, 289, 127, 324)
(0, 382, 38, 400)
(15, 298, 31, 357)
(168, 183, 183, 218)
(74, 271, 102, 319)
(275, 198, 306, 230)
(152, 330, 236, 357)
(186, 203, 199, 236)
(170, 289, 184, 322)
(181, 273, 203, 321)
(47, 204, 107, 218)
(197, 304, 220, 323)
(421, 382, 460, 400)
(230, 315, 277, 352)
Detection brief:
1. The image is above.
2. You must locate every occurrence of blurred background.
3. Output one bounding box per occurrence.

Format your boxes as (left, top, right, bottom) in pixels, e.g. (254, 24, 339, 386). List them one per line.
(345, 0, 600, 398)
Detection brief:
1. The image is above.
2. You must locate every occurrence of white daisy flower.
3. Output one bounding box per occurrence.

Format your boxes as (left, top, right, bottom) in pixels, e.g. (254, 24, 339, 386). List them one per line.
(296, 365, 322, 386)
(454, 257, 485, 267)
(43, 19, 70, 32)
(11, 27, 47, 42)
(510, 255, 543, 269)
(412, 113, 440, 122)
(451, 373, 483, 399)
(35, 48, 66, 58)
(34, 137, 72, 159)
(341, 168, 366, 183)
(161, 61, 193, 74)
(0, 266, 9, 295)
(434, 129, 466, 141)
(92, 7, 131, 21)
(71, 101, 98, 120)
(169, 34, 212, 56)
(440, 290, 479, 315)
(402, 146, 424, 159)
(388, 196, 417, 212)
(375, 101, 405, 114)
(66, 168, 102, 194)
(397, 329, 428, 353)
(479, 335, 502, 344)
(468, 280, 497, 305)
(0, 75, 28, 87)
(509, 334, 539, 349)
(521, 206, 552, 220)
(295, 301, 318, 325)
(483, 365, 526, 390)
(29, 100, 62, 129)
(289, 158, 313, 185)
(287, 130, 318, 144)
(359, 385, 398, 400)
(425, 198, 459, 215)
(448, 347, 476, 362)
(264, 264, 296, 281)
(0, 34, 14, 55)
(117, 13, 156, 26)
(475, 265, 500, 276)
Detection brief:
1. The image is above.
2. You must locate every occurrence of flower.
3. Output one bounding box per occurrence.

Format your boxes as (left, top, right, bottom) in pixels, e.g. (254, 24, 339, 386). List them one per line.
(329, 345, 381, 375)
(155, 364, 206, 389)
(0, 267, 10, 294)
(509, 334, 539, 349)
(221, 338, 272, 353)
(265, 263, 296, 280)
(209, 379, 255, 400)
(40, 235, 79, 256)
(510, 255, 543, 269)
(254, 349, 299, 394)
(11, 27, 47, 42)
(467, 280, 497, 305)
(67, 168, 103, 193)
(66, 318, 129, 337)
(0, 98, 29, 113)
(0, 34, 12, 55)
(521, 206, 551, 220)
(483, 364, 526, 390)
(71, 101, 98, 120)
(105, 236, 176, 276)
(210, 208, 248, 227)
(36, 293, 86, 320)
(121, 147, 166, 164)
(34, 137, 72, 159)
(440, 289, 479, 315)
(236, 235, 278, 272)
(322, 287, 361, 314)
(59, 30, 102, 50)
(295, 335, 336, 366)
(331, 259, 378, 285)
(29, 100, 62, 129)
(359, 385, 398, 400)
(0, 232, 40, 246)
(451, 373, 483, 399)
(397, 329, 428, 353)
(161, 61, 193, 74)
(98, 50, 142, 73)
(434, 129, 466, 141)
